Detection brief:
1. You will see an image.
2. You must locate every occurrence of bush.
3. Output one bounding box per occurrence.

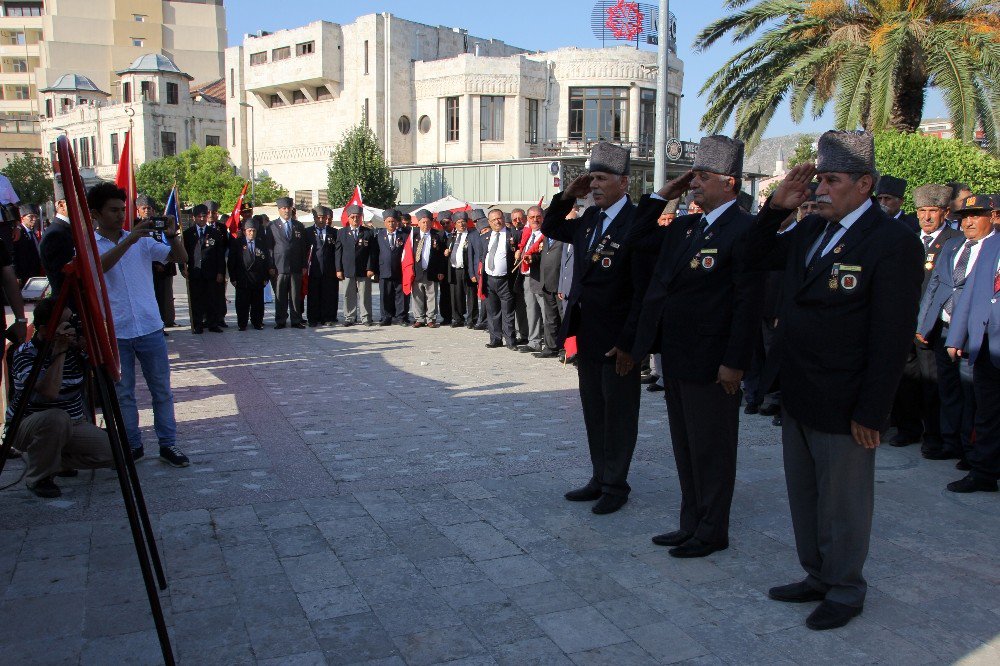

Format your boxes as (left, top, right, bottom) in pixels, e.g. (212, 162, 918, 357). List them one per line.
(874, 131, 1000, 210)
(327, 124, 397, 210)
(1, 152, 54, 205)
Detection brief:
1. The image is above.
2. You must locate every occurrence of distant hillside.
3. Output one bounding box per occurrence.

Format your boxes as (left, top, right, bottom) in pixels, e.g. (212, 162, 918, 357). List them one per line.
(746, 133, 817, 176)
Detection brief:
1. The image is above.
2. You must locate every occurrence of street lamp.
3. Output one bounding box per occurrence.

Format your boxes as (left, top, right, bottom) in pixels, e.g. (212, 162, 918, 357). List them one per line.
(238, 101, 255, 205)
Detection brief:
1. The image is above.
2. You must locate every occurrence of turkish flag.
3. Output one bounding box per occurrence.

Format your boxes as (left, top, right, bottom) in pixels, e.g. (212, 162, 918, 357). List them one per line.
(114, 130, 136, 230)
(401, 228, 415, 295)
(227, 181, 249, 238)
(341, 185, 363, 227)
(563, 335, 577, 359)
(519, 232, 544, 274)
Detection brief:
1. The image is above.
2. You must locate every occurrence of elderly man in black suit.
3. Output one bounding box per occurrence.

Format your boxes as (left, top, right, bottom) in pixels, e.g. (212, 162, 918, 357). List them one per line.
(376, 209, 407, 326)
(408, 209, 446, 328)
(748, 131, 923, 631)
(467, 210, 490, 330)
(875, 175, 918, 233)
(629, 135, 765, 558)
(446, 211, 474, 327)
(335, 204, 378, 326)
(304, 206, 339, 326)
(181, 203, 226, 334)
(228, 215, 274, 330)
(267, 196, 308, 329)
(541, 142, 652, 515)
(204, 200, 230, 328)
(482, 208, 520, 348)
(891, 184, 963, 449)
(12, 203, 42, 285)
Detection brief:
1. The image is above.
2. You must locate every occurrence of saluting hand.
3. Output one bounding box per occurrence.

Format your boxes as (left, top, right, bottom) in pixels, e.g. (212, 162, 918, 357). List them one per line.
(770, 163, 817, 210)
(851, 421, 880, 449)
(563, 174, 593, 200)
(655, 171, 694, 201)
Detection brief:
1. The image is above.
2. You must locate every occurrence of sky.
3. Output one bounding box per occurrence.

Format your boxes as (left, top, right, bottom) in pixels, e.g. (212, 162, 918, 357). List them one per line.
(225, 0, 948, 142)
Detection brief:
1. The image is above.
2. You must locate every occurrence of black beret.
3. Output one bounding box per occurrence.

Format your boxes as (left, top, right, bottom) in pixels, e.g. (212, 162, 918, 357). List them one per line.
(192, 204, 209, 215)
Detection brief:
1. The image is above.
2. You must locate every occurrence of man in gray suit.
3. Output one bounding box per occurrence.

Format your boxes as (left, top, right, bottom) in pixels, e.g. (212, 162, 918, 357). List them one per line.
(525, 206, 563, 358)
(556, 207, 578, 318)
(268, 197, 308, 329)
(519, 209, 546, 353)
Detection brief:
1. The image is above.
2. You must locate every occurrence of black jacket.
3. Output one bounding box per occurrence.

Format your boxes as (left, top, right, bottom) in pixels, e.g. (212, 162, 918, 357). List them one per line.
(183, 224, 226, 279)
(629, 197, 766, 382)
(447, 230, 474, 283)
(376, 228, 406, 281)
(304, 225, 337, 276)
(335, 225, 378, 277)
(265, 218, 308, 274)
(409, 228, 447, 281)
(746, 199, 924, 434)
(39, 218, 75, 295)
(12, 225, 42, 281)
(527, 235, 563, 295)
(918, 226, 962, 293)
(541, 192, 650, 363)
(228, 236, 272, 288)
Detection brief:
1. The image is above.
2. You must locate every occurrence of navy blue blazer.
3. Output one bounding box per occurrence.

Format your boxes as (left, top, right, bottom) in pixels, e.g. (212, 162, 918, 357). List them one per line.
(376, 228, 406, 280)
(917, 236, 973, 339)
(946, 233, 1000, 366)
(335, 225, 378, 277)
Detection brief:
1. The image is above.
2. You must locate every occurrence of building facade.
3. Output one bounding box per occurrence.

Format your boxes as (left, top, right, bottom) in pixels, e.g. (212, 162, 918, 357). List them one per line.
(226, 14, 686, 209)
(39, 54, 225, 185)
(0, 0, 226, 165)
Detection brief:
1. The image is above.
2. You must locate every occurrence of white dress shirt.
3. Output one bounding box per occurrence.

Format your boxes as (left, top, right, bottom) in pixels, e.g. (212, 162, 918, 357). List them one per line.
(420, 230, 432, 270)
(485, 229, 509, 277)
(942, 231, 995, 323)
(95, 230, 171, 339)
(921, 227, 944, 249)
(451, 232, 466, 269)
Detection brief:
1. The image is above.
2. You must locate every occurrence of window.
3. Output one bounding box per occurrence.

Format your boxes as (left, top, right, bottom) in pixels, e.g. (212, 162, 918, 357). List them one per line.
(480, 96, 504, 141)
(166, 82, 179, 105)
(569, 87, 629, 142)
(122, 82, 131, 103)
(364, 40, 369, 75)
(446, 97, 460, 142)
(44, 98, 52, 118)
(667, 93, 680, 142)
(78, 137, 90, 167)
(10, 85, 28, 100)
(4, 4, 43, 17)
(638, 89, 655, 146)
(91, 136, 96, 165)
(363, 98, 369, 126)
(269, 94, 284, 108)
(229, 68, 234, 97)
(133, 14, 146, 22)
(9, 59, 26, 73)
(250, 51, 267, 66)
(140, 80, 154, 102)
(292, 90, 306, 105)
(526, 98, 539, 144)
(418, 115, 431, 134)
(161, 131, 177, 157)
(296, 41, 314, 56)
(110, 133, 119, 164)
(398, 116, 411, 135)
(272, 46, 290, 62)
(315, 86, 331, 101)
(205, 135, 220, 147)
(231, 118, 235, 146)
(132, 38, 144, 48)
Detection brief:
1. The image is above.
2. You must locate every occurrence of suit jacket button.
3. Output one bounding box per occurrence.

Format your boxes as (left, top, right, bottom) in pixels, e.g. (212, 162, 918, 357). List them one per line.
(992, 299, 997, 304)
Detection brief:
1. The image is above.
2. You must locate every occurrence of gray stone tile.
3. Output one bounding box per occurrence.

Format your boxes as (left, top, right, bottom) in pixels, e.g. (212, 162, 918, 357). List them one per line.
(80, 630, 165, 666)
(439, 580, 511, 610)
(248, 617, 323, 660)
(0, 592, 85, 642)
(313, 612, 401, 665)
(258, 651, 327, 666)
(568, 640, 659, 666)
(593, 596, 664, 630)
(282, 550, 352, 593)
(459, 600, 546, 647)
(416, 555, 487, 588)
(391, 625, 487, 666)
(534, 605, 629, 654)
(167, 572, 236, 613)
(268, 524, 332, 558)
(0, 636, 82, 665)
(6, 554, 88, 597)
(478, 554, 555, 588)
(370, 592, 463, 636)
(491, 637, 574, 666)
(298, 583, 370, 621)
(625, 621, 709, 663)
(439, 522, 523, 561)
(508, 580, 589, 616)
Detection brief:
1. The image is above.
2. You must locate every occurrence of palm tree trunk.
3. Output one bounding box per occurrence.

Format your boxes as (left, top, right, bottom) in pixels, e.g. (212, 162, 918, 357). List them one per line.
(889, 58, 927, 132)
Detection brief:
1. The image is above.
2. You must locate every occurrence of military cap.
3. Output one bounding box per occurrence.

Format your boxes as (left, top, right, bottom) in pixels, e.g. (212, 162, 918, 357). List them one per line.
(503, 212, 512, 224)
(437, 210, 452, 222)
(276, 196, 294, 208)
(135, 194, 155, 208)
(243, 217, 262, 232)
(876, 175, 907, 199)
(588, 141, 631, 175)
(401, 212, 412, 222)
(954, 194, 997, 215)
(17, 203, 39, 217)
(311, 206, 326, 219)
(192, 203, 209, 216)
(816, 130, 877, 176)
(453, 210, 469, 222)
(693, 135, 744, 177)
(203, 200, 220, 212)
(912, 184, 952, 209)
(345, 204, 363, 215)
(413, 208, 432, 220)
(469, 208, 487, 221)
(475, 219, 491, 233)
(382, 208, 401, 220)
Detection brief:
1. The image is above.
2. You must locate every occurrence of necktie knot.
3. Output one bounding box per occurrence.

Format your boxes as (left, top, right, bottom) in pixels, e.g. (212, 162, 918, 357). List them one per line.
(966, 239, 979, 249)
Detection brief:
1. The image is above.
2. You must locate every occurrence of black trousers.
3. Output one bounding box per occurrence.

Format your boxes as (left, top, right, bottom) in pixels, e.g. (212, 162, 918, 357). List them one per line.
(235, 284, 265, 328)
(439, 280, 452, 323)
(485, 275, 515, 344)
(577, 357, 640, 497)
(380, 278, 405, 322)
(513, 272, 527, 339)
(188, 275, 216, 330)
(212, 278, 228, 326)
(971, 336, 1000, 482)
(663, 377, 741, 544)
(540, 289, 561, 351)
(449, 268, 471, 323)
(932, 325, 975, 458)
(891, 340, 940, 445)
(306, 271, 340, 324)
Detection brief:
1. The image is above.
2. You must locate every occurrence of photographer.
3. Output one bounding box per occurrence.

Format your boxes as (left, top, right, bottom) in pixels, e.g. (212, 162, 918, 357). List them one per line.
(6, 297, 113, 498)
(90, 183, 190, 467)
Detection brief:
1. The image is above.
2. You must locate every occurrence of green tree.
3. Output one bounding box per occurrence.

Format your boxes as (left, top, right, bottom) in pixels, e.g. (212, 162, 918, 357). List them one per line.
(874, 130, 1000, 210)
(327, 124, 398, 209)
(252, 173, 287, 205)
(1, 152, 54, 205)
(788, 135, 817, 168)
(695, 1, 1000, 152)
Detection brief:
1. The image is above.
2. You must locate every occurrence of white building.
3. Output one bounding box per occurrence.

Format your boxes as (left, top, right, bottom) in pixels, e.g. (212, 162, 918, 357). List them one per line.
(227, 14, 687, 209)
(39, 54, 225, 185)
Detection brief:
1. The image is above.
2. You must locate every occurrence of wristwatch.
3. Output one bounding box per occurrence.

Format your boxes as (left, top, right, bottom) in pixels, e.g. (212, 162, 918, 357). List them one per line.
(14, 317, 26, 323)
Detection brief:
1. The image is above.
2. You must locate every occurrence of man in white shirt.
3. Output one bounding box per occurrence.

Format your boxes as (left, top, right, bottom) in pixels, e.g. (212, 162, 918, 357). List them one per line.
(483, 209, 518, 349)
(90, 183, 190, 467)
(408, 209, 445, 328)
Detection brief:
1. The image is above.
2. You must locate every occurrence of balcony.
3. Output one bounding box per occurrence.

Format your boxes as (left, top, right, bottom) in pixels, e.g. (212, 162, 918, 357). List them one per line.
(527, 137, 698, 164)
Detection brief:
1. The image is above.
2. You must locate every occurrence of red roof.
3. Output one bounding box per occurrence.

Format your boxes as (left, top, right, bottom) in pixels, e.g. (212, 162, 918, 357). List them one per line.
(191, 78, 225, 104)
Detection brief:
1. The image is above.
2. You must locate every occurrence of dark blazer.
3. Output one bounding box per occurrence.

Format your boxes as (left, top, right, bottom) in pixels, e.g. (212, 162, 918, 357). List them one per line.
(479, 227, 519, 283)
(409, 228, 447, 281)
(894, 211, 920, 234)
(629, 198, 766, 383)
(919, 226, 962, 293)
(541, 193, 650, 362)
(376, 227, 406, 280)
(468, 230, 489, 280)
(39, 217, 75, 295)
(335, 225, 378, 277)
(746, 199, 924, 434)
(917, 235, 975, 340)
(304, 225, 337, 276)
(267, 217, 308, 275)
(183, 224, 226, 279)
(447, 230, 474, 283)
(946, 233, 1000, 367)
(12, 226, 42, 281)
(533, 236, 564, 294)
(227, 236, 272, 288)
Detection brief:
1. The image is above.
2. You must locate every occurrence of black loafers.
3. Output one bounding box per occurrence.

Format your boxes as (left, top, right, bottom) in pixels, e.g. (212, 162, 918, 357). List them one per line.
(806, 600, 862, 630)
(651, 530, 692, 547)
(668, 537, 728, 558)
(564, 485, 602, 502)
(768, 581, 826, 603)
(591, 494, 627, 515)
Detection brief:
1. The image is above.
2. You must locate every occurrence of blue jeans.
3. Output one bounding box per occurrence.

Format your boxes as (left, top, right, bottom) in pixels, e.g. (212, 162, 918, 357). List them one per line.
(115, 330, 177, 451)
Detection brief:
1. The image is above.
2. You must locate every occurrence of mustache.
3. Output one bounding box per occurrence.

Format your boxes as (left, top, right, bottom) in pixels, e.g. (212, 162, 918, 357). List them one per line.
(816, 195, 833, 204)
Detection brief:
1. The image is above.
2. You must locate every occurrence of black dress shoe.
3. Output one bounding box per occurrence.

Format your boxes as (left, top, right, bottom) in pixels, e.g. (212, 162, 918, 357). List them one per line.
(27, 476, 61, 498)
(744, 402, 760, 415)
(651, 530, 691, 547)
(451, 321, 464, 328)
(768, 581, 826, 603)
(238, 326, 247, 331)
(342, 321, 355, 327)
(474, 323, 488, 331)
(219, 322, 229, 328)
(465, 323, 475, 329)
(772, 415, 783, 427)
(192, 328, 204, 334)
(923, 448, 960, 461)
(889, 436, 920, 447)
(946, 473, 998, 493)
(292, 322, 307, 329)
(806, 600, 862, 630)
(274, 323, 286, 329)
(55, 469, 78, 478)
(564, 485, 602, 501)
(308, 322, 318, 327)
(515, 338, 528, 346)
(485, 341, 503, 349)
(640, 374, 660, 385)
(668, 537, 728, 558)
(253, 324, 264, 330)
(519, 346, 540, 353)
(208, 326, 224, 333)
(534, 349, 558, 359)
(758, 404, 780, 416)
(956, 459, 971, 471)
(646, 383, 664, 393)
(592, 494, 627, 514)
(506, 344, 519, 351)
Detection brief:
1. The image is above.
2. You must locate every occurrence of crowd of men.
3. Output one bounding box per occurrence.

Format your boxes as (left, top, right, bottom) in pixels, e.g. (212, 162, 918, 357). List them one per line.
(2, 129, 998, 636)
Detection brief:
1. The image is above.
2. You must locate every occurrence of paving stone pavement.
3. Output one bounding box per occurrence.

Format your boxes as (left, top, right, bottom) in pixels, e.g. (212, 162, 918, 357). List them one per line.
(1, 281, 998, 665)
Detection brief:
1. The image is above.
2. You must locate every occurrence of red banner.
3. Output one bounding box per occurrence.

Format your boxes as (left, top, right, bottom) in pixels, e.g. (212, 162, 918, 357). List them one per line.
(227, 181, 249, 238)
(341, 185, 363, 227)
(114, 130, 136, 231)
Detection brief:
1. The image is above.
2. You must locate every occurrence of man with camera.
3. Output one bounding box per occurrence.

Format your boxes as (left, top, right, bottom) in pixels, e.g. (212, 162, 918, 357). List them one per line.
(90, 183, 190, 467)
(7, 297, 113, 497)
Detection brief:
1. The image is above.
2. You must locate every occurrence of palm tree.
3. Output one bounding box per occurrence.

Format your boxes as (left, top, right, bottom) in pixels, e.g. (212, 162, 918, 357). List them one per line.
(695, 1, 1000, 153)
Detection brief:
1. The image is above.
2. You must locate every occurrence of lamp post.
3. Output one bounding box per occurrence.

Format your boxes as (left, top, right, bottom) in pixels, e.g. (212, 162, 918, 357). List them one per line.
(653, 0, 671, 188)
(238, 101, 255, 205)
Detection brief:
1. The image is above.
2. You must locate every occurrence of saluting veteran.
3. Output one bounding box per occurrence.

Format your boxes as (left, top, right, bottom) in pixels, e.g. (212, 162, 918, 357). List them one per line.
(748, 131, 923, 631)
